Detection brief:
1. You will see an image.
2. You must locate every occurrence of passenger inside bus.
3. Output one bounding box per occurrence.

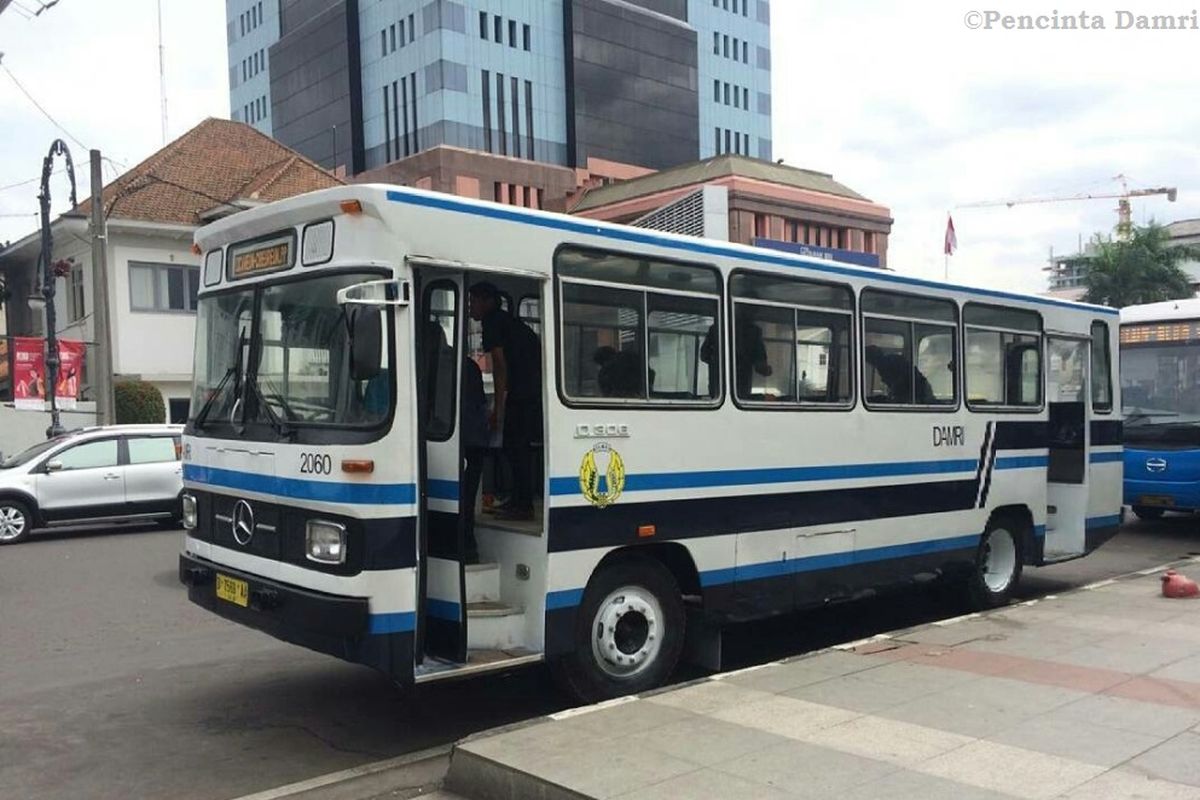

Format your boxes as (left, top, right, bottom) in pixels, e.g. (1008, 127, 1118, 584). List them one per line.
(593, 346, 646, 397)
(864, 344, 935, 404)
(468, 282, 542, 522)
(460, 355, 488, 562)
(703, 320, 773, 398)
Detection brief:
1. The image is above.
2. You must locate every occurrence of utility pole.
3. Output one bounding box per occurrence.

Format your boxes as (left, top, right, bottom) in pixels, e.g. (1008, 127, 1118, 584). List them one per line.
(89, 150, 115, 425)
(37, 139, 77, 439)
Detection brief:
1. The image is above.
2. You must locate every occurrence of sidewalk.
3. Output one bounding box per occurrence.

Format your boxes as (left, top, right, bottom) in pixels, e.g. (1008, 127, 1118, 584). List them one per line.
(446, 564, 1200, 799)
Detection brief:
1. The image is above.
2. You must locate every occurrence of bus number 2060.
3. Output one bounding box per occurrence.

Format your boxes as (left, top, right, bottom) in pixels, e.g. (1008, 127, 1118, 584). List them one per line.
(300, 453, 334, 475)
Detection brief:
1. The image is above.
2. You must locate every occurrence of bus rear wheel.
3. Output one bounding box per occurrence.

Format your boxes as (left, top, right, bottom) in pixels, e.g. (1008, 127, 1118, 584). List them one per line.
(551, 556, 685, 703)
(965, 518, 1023, 609)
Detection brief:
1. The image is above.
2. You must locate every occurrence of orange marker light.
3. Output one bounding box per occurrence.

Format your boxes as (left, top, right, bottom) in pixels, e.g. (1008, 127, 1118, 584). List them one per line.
(340, 199, 364, 215)
(341, 459, 375, 474)
(637, 525, 656, 538)
(191, 243, 202, 255)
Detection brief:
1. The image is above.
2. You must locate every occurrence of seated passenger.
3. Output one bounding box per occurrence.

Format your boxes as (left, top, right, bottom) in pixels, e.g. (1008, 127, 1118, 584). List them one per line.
(864, 344, 932, 404)
(594, 346, 644, 397)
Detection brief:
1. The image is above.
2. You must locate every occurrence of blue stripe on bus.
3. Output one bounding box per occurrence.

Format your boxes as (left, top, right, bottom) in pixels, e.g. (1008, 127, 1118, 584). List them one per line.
(548, 458, 980, 497)
(1087, 514, 1122, 530)
(385, 189, 1119, 316)
(547, 588, 585, 610)
(1090, 451, 1123, 464)
(1033, 524, 1046, 538)
(367, 611, 416, 634)
(427, 480, 460, 501)
(184, 464, 416, 505)
(994, 455, 1049, 470)
(426, 598, 460, 621)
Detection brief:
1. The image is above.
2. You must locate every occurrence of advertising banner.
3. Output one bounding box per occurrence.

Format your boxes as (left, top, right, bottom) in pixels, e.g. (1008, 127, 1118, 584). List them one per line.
(57, 339, 84, 410)
(13, 337, 45, 410)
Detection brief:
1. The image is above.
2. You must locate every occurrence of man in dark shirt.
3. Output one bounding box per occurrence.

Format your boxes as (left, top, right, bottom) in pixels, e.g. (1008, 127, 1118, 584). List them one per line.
(468, 282, 542, 521)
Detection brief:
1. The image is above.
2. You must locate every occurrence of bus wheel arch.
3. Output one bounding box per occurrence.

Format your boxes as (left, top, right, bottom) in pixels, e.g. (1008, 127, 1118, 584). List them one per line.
(551, 548, 689, 703)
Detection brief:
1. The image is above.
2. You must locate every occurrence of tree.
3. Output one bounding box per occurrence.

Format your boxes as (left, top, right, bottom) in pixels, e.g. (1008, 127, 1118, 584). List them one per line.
(114, 380, 165, 424)
(1083, 223, 1198, 308)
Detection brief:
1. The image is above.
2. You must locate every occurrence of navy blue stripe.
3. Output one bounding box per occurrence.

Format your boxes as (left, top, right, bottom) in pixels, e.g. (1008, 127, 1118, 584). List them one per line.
(185, 464, 416, 505)
(426, 598, 460, 621)
(367, 611, 415, 634)
(387, 189, 1118, 316)
(1090, 451, 1123, 464)
(1086, 514, 1122, 529)
(548, 458, 979, 497)
(427, 479, 459, 501)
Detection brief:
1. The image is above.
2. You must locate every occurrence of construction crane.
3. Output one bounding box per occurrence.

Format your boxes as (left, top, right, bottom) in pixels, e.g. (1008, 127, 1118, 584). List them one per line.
(959, 174, 1177, 240)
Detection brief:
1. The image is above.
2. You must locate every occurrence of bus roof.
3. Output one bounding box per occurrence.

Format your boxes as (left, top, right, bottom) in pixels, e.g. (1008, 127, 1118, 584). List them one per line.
(1121, 298, 1200, 324)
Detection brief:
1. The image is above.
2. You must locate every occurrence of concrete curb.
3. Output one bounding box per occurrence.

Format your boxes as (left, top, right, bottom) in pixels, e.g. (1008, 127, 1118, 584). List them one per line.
(228, 744, 452, 800)
(444, 555, 1200, 800)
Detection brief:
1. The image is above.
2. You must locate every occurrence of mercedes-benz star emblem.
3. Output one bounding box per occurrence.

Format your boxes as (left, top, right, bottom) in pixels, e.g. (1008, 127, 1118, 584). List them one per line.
(232, 500, 255, 546)
(1146, 457, 1168, 474)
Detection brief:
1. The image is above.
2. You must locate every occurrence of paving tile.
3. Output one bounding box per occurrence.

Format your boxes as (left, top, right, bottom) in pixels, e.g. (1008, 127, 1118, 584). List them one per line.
(613, 766, 796, 800)
(1129, 732, 1200, 787)
(918, 740, 1104, 799)
(988, 713, 1162, 768)
(552, 699, 700, 739)
(784, 673, 940, 715)
(1150, 654, 1200, 683)
(522, 736, 700, 799)
(645, 680, 775, 716)
(717, 739, 897, 795)
(625, 714, 790, 768)
(879, 677, 1085, 739)
(1109, 676, 1200, 710)
(719, 651, 885, 694)
(841, 769, 1019, 800)
(799, 714, 975, 767)
(957, 629, 1101, 660)
(1063, 767, 1200, 799)
(996, 654, 1129, 694)
(1052, 693, 1200, 738)
(1055, 639, 1198, 675)
(710, 695, 860, 740)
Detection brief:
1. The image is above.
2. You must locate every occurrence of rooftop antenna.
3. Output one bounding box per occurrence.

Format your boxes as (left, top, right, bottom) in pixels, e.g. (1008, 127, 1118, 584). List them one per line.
(157, 0, 168, 144)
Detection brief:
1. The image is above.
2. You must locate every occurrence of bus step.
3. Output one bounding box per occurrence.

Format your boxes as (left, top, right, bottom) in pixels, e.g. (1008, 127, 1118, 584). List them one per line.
(465, 562, 501, 604)
(467, 601, 526, 651)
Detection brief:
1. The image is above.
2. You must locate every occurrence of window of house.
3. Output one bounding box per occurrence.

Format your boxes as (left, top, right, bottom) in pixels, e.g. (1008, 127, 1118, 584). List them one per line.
(862, 290, 958, 408)
(1091, 320, 1113, 411)
(731, 272, 853, 406)
(557, 248, 721, 405)
(168, 398, 191, 424)
(68, 262, 85, 322)
(964, 304, 1042, 409)
(129, 263, 201, 313)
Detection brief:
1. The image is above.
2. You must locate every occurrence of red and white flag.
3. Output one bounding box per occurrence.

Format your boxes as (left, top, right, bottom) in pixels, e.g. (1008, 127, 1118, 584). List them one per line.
(944, 215, 958, 256)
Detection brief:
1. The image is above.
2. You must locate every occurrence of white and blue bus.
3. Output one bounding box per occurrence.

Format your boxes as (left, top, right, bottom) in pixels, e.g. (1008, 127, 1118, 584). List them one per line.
(1121, 298, 1200, 519)
(178, 185, 1122, 701)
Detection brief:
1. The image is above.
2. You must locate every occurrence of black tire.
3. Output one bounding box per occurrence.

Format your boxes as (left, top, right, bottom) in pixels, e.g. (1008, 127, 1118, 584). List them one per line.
(0, 498, 34, 545)
(965, 516, 1024, 610)
(1132, 506, 1165, 521)
(550, 556, 686, 703)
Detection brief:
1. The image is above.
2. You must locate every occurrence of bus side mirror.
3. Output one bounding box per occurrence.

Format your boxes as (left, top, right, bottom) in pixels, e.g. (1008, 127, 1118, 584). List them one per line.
(349, 306, 383, 382)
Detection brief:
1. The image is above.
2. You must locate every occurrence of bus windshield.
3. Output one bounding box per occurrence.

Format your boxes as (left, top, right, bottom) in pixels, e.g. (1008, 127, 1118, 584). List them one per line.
(190, 271, 391, 437)
(1122, 342, 1200, 443)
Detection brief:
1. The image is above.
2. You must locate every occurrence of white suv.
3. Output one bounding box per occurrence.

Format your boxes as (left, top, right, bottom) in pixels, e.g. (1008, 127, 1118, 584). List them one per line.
(0, 424, 184, 545)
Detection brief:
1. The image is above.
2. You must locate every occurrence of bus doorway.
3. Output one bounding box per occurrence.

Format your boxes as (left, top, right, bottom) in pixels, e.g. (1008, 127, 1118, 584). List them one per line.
(1045, 336, 1090, 560)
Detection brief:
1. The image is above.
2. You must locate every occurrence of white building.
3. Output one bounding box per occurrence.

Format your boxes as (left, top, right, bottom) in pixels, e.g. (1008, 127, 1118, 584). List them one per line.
(0, 119, 341, 453)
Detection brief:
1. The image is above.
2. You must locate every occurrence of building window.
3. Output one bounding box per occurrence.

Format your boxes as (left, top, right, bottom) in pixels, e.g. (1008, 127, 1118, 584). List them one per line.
(525, 79, 535, 160)
(390, 24, 397, 52)
(713, 31, 719, 54)
(380, 29, 387, 57)
(511, 76, 521, 158)
(496, 72, 507, 155)
(398, 20, 405, 47)
(743, 86, 749, 108)
(725, 128, 731, 153)
(723, 82, 729, 105)
(129, 263, 200, 313)
(713, 79, 719, 102)
(494, 15, 502, 42)
(508, 19, 516, 47)
(408, 13, 415, 42)
(479, 11, 487, 38)
(743, 40, 749, 62)
(715, 127, 720, 153)
(523, 23, 531, 51)
(168, 399, 191, 424)
(723, 34, 729, 57)
(68, 262, 85, 322)
(482, 70, 492, 153)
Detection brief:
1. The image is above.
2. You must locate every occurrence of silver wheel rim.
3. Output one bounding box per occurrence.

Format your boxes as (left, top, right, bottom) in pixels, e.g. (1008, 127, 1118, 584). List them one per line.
(590, 585, 663, 679)
(0, 506, 27, 542)
(981, 527, 1017, 593)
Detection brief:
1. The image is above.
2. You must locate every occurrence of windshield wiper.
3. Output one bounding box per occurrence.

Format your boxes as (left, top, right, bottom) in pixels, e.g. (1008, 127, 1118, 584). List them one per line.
(245, 375, 294, 440)
(193, 327, 247, 429)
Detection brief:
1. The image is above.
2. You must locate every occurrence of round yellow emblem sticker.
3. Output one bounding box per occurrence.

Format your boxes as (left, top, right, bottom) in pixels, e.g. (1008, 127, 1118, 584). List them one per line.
(579, 443, 626, 508)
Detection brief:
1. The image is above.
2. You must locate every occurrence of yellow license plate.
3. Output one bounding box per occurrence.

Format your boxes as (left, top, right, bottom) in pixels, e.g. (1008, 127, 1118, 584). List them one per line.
(1140, 495, 1176, 507)
(215, 574, 249, 607)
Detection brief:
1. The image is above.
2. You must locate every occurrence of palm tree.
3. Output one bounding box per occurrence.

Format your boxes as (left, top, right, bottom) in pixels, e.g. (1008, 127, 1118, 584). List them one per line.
(1083, 223, 1198, 308)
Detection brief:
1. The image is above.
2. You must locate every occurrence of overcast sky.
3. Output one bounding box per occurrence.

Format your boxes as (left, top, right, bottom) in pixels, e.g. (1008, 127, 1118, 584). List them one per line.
(1, 0, 1197, 294)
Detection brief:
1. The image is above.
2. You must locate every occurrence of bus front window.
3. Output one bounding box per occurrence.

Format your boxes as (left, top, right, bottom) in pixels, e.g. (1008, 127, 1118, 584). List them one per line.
(1122, 343, 1200, 444)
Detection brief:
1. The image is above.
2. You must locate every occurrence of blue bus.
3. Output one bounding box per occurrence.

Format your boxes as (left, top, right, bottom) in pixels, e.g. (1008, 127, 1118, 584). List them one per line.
(1122, 299, 1200, 519)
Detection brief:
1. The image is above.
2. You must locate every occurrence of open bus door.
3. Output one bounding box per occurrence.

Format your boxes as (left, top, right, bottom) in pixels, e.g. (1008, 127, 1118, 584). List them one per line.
(414, 268, 469, 664)
(1045, 336, 1091, 561)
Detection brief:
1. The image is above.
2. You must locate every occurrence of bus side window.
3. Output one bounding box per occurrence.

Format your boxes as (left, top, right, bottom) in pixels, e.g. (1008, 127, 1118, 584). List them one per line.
(861, 289, 958, 409)
(963, 304, 1042, 410)
(1091, 320, 1113, 412)
(423, 283, 459, 440)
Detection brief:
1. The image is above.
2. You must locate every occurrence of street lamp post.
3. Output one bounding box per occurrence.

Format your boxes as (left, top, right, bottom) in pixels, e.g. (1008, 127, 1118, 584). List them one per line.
(36, 139, 77, 439)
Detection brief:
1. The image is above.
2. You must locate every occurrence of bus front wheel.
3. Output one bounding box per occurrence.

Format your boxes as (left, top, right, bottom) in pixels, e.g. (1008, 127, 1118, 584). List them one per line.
(552, 556, 685, 703)
(965, 518, 1023, 609)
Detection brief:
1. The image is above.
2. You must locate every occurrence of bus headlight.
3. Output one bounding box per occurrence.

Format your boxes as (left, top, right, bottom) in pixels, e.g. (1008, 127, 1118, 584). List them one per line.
(181, 494, 198, 530)
(306, 520, 347, 564)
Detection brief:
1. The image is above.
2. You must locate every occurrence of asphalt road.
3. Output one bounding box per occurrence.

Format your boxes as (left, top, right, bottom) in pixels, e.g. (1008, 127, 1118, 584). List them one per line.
(2, 516, 1197, 800)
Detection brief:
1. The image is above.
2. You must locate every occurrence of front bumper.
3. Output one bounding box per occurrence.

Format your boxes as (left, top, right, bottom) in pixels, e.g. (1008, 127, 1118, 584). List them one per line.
(1124, 478, 1200, 511)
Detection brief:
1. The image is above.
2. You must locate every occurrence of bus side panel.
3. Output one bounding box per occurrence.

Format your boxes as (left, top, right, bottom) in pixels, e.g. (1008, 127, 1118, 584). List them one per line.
(1088, 419, 1123, 551)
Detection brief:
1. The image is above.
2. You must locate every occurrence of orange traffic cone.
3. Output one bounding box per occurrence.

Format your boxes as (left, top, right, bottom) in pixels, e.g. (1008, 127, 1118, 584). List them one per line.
(1162, 570, 1200, 598)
